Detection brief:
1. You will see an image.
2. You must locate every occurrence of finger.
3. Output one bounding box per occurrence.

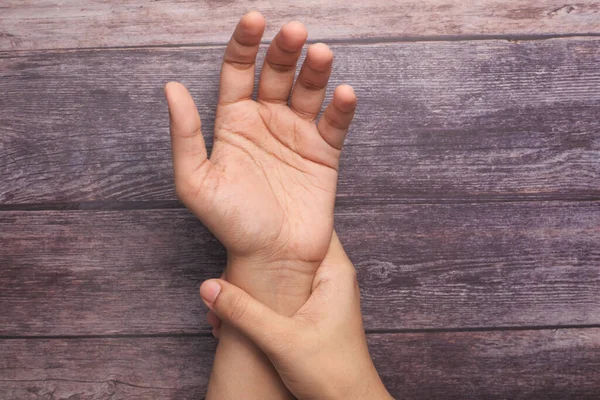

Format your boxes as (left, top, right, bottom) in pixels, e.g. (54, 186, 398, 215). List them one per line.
(290, 43, 334, 120)
(257, 21, 307, 104)
(200, 279, 293, 353)
(164, 81, 212, 198)
(219, 11, 265, 105)
(206, 310, 222, 329)
(317, 84, 357, 150)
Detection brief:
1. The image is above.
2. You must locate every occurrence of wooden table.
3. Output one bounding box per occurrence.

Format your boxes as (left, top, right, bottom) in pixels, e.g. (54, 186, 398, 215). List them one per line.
(1, 2, 599, 398)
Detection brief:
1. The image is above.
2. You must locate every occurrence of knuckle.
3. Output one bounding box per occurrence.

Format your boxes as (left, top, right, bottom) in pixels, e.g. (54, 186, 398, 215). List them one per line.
(232, 36, 259, 50)
(324, 111, 347, 130)
(176, 126, 202, 140)
(226, 293, 249, 323)
(223, 41, 258, 70)
(223, 57, 255, 71)
(301, 77, 326, 92)
(291, 107, 316, 120)
(267, 60, 296, 73)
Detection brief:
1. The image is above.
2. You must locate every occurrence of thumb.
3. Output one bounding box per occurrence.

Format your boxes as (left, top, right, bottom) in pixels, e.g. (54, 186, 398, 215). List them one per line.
(164, 81, 211, 202)
(200, 279, 293, 353)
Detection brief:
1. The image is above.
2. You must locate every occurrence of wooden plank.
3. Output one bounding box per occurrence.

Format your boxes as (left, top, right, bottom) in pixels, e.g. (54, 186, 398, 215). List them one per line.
(1, 39, 599, 204)
(372, 329, 600, 399)
(0, 336, 215, 399)
(342, 201, 600, 330)
(0, 210, 224, 336)
(2, 1, 600, 51)
(1, 202, 598, 336)
(2, 329, 599, 399)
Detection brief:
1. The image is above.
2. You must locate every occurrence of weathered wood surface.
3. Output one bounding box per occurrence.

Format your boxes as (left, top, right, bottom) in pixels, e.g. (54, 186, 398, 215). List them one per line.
(2, 329, 599, 399)
(372, 329, 600, 399)
(2, 1, 600, 51)
(1, 202, 598, 336)
(1, 39, 599, 205)
(0, 336, 215, 399)
(2, 1, 599, 398)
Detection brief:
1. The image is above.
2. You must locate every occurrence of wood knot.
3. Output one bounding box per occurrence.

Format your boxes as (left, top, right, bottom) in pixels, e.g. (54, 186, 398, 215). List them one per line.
(548, 5, 576, 17)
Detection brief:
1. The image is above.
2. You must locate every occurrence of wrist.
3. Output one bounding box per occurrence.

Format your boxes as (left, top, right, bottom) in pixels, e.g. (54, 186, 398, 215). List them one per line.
(225, 253, 317, 316)
(360, 371, 392, 400)
(332, 368, 390, 400)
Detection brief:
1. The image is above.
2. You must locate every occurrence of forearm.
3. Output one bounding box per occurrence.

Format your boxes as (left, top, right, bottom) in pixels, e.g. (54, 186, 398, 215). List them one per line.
(206, 324, 294, 399)
(206, 257, 314, 399)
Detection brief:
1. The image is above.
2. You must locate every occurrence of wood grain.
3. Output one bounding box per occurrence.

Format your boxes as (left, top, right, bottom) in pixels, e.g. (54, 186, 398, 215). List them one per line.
(2, 329, 599, 399)
(1, 39, 599, 204)
(1, 202, 598, 336)
(0, 336, 215, 399)
(1, 1, 600, 51)
(371, 329, 600, 399)
(2, 3, 599, 397)
(341, 201, 600, 331)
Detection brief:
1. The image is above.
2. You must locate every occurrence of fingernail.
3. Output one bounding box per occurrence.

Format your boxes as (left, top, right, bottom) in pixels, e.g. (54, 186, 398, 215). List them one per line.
(201, 280, 222, 305)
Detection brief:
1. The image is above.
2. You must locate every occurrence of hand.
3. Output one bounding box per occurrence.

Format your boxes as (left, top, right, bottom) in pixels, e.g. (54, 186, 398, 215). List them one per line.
(200, 233, 393, 400)
(164, 12, 357, 307)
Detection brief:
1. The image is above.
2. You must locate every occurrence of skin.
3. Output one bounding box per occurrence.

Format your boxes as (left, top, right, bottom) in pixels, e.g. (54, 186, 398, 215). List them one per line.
(165, 11, 387, 399)
(164, 11, 357, 315)
(202, 233, 393, 400)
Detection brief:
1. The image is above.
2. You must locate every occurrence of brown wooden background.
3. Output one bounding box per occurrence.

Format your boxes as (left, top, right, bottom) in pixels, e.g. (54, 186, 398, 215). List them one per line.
(1, 1, 600, 399)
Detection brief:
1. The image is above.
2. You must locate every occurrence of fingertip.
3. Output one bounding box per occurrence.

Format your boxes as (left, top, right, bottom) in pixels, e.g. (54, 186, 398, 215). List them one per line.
(200, 279, 222, 306)
(164, 81, 183, 98)
(164, 81, 193, 104)
(335, 83, 356, 99)
(284, 20, 307, 35)
(333, 84, 357, 112)
(279, 21, 308, 50)
(317, 84, 357, 150)
(234, 11, 265, 47)
(309, 42, 333, 54)
(306, 43, 334, 70)
(240, 10, 266, 35)
(244, 10, 265, 21)
(164, 81, 201, 136)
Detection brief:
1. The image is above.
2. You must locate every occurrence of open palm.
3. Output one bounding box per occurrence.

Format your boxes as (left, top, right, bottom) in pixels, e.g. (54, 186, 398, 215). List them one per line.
(165, 12, 356, 276)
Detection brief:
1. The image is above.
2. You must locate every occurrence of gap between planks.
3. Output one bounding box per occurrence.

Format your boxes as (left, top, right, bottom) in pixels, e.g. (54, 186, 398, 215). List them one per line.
(0, 197, 599, 212)
(2, 33, 600, 57)
(2, 324, 600, 340)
